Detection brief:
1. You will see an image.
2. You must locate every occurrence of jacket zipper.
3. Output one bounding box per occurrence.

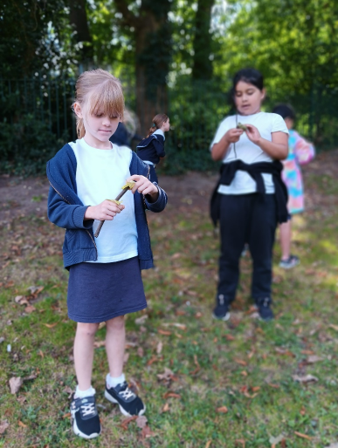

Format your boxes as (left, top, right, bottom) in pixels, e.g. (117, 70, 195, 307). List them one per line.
(49, 181, 98, 257)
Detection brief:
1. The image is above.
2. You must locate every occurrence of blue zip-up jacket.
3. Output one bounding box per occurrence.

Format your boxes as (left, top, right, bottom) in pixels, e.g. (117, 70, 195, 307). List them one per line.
(46, 143, 168, 270)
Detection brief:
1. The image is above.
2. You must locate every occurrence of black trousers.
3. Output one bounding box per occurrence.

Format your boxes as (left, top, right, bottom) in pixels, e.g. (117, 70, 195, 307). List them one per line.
(217, 193, 277, 302)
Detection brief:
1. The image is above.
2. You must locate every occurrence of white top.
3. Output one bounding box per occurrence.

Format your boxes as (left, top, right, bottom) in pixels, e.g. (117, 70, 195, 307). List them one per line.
(70, 138, 138, 263)
(210, 112, 289, 194)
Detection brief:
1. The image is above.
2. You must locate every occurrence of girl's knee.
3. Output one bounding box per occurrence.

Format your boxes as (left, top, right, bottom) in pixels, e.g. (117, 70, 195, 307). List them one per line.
(106, 315, 125, 330)
(76, 322, 99, 337)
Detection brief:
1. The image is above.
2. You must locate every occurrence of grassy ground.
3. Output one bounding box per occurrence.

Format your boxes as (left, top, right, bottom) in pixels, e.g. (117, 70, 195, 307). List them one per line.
(0, 160, 337, 447)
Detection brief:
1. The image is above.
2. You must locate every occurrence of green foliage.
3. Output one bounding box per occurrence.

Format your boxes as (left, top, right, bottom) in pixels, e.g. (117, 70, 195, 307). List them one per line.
(0, 115, 66, 176)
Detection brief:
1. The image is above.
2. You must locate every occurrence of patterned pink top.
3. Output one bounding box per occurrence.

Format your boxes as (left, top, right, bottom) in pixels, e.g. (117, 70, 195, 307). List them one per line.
(282, 130, 315, 214)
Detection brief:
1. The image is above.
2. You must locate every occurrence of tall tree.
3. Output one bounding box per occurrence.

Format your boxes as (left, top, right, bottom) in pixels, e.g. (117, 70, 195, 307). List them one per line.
(192, 0, 215, 80)
(113, 1, 173, 131)
(68, 0, 94, 68)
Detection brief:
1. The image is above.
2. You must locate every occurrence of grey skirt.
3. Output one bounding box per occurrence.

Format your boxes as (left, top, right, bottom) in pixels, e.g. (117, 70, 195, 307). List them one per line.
(67, 256, 147, 323)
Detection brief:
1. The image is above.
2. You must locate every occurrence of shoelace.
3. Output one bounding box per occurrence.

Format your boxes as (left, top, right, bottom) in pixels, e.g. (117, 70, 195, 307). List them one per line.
(81, 402, 96, 417)
(119, 387, 135, 400)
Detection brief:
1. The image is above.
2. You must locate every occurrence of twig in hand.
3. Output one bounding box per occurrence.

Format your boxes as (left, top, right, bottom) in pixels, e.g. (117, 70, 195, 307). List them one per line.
(94, 181, 135, 238)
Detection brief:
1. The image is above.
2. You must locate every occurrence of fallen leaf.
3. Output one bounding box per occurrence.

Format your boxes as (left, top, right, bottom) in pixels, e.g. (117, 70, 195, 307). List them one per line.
(136, 415, 148, 428)
(24, 305, 36, 313)
(43, 323, 58, 328)
(269, 434, 285, 445)
(23, 374, 37, 381)
(147, 356, 158, 366)
(14, 296, 27, 305)
(235, 439, 246, 447)
(0, 421, 9, 434)
(17, 395, 27, 405)
(62, 412, 71, 419)
(18, 420, 27, 428)
(157, 368, 176, 381)
(141, 424, 155, 439)
(234, 358, 247, 366)
(300, 406, 306, 416)
(135, 315, 148, 325)
(120, 415, 137, 430)
(223, 334, 235, 341)
(294, 431, 312, 440)
(329, 324, 338, 331)
(158, 329, 172, 336)
(216, 406, 228, 413)
(156, 341, 163, 354)
(123, 352, 130, 364)
(292, 374, 318, 383)
(205, 441, 212, 448)
(268, 383, 280, 389)
(137, 347, 144, 357)
(306, 355, 323, 364)
(9, 377, 23, 394)
(162, 402, 170, 412)
(252, 386, 260, 392)
(163, 392, 181, 399)
(93, 340, 105, 348)
(175, 310, 186, 316)
(195, 312, 202, 318)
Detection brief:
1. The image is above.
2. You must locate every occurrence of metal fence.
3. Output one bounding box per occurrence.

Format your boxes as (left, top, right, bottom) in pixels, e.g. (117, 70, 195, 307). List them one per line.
(0, 75, 337, 174)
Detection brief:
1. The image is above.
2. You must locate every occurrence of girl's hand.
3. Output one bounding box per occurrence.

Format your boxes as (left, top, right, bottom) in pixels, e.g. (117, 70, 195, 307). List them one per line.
(225, 128, 243, 143)
(244, 124, 262, 145)
(128, 174, 159, 201)
(84, 200, 125, 221)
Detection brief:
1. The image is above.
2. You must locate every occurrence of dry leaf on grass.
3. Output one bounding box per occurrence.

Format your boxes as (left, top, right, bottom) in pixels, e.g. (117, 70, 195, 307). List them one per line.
(43, 323, 58, 328)
(158, 329, 172, 336)
(135, 315, 148, 325)
(162, 402, 170, 412)
(157, 367, 176, 381)
(156, 341, 163, 354)
(136, 415, 148, 428)
(137, 347, 144, 357)
(292, 374, 318, 383)
(120, 416, 137, 430)
(216, 406, 228, 413)
(163, 392, 181, 399)
(24, 305, 36, 313)
(306, 355, 323, 363)
(269, 434, 285, 445)
(9, 377, 23, 394)
(141, 425, 155, 439)
(294, 431, 313, 440)
(0, 421, 9, 434)
(205, 441, 212, 448)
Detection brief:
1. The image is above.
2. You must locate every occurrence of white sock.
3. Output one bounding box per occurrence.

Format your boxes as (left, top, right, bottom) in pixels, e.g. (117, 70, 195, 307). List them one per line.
(106, 373, 125, 388)
(75, 385, 95, 398)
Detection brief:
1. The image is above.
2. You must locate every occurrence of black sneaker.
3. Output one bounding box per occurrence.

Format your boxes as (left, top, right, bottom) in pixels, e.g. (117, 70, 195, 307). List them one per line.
(70, 394, 101, 439)
(256, 297, 274, 321)
(212, 294, 230, 321)
(279, 255, 300, 269)
(105, 381, 146, 416)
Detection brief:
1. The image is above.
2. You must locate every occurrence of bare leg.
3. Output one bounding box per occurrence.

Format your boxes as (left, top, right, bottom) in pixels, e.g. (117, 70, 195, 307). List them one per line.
(105, 315, 126, 378)
(280, 220, 292, 260)
(73, 322, 99, 391)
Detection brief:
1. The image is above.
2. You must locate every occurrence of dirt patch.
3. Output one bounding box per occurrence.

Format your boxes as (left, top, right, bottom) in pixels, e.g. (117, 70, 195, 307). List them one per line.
(0, 150, 337, 224)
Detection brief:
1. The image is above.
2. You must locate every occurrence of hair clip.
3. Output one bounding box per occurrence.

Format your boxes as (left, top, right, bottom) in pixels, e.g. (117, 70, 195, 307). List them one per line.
(152, 123, 156, 127)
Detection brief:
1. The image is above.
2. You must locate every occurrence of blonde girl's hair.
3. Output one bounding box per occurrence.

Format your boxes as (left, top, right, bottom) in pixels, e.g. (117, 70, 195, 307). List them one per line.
(146, 113, 169, 138)
(73, 69, 125, 138)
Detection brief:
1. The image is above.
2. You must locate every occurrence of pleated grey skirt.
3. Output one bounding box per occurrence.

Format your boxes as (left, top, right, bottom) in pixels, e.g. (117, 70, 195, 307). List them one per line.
(67, 256, 147, 323)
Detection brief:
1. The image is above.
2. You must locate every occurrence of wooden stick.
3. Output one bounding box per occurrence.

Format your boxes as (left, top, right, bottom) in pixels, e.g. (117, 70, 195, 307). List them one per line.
(94, 182, 135, 238)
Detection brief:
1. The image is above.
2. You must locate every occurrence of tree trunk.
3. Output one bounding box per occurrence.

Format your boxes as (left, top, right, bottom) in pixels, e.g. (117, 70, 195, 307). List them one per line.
(192, 0, 214, 81)
(115, 0, 172, 134)
(69, 0, 94, 68)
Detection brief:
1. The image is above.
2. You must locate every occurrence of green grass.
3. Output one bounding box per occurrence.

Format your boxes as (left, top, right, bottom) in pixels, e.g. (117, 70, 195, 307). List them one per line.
(0, 171, 337, 447)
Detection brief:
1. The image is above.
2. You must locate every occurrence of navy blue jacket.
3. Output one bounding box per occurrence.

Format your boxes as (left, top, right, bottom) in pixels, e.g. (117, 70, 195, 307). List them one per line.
(136, 134, 166, 165)
(46, 144, 167, 270)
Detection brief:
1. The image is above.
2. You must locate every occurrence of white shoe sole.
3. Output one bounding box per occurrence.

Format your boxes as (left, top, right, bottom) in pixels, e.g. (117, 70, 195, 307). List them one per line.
(212, 311, 230, 321)
(71, 409, 100, 439)
(104, 390, 146, 417)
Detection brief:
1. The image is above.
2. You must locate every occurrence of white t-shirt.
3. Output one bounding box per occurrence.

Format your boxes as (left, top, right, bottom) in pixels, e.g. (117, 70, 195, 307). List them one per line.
(210, 112, 289, 194)
(70, 138, 138, 263)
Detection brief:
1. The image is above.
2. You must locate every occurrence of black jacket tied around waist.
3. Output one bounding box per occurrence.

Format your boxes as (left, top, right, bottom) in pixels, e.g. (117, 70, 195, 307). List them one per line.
(210, 160, 288, 227)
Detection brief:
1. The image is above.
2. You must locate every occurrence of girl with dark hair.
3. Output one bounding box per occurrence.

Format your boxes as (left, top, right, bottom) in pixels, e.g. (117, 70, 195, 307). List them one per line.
(136, 114, 170, 183)
(210, 68, 289, 321)
(272, 103, 315, 269)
